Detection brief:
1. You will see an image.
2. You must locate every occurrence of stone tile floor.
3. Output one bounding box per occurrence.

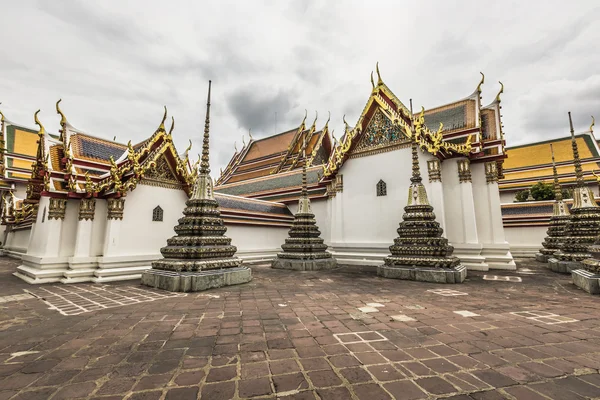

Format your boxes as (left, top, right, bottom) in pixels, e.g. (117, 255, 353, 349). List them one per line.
(0, 257, 599, 399)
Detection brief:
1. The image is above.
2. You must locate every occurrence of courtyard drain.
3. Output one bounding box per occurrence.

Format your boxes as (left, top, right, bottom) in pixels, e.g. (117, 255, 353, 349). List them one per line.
(26, 285, 186, 316)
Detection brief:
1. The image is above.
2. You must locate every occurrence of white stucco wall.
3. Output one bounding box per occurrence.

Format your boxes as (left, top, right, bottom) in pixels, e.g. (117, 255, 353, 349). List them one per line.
(310, 198, 330, 244)
(500, 191, 516, 203)
(504, 225, 547, 257)
(4, 227, 30, 253)
(110, 184, 189, 256)
(59, 199, 79, 257)
(334, 147, 432, 246)
(226, 224, 289, 253)
(91, 200, 108, 256)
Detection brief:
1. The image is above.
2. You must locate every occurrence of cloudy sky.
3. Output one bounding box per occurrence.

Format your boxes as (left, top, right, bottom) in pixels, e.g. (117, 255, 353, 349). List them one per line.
(1, 0, 599, 175)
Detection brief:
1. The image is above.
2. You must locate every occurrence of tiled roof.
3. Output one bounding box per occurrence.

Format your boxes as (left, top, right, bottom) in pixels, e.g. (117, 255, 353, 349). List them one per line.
(216, 168, 321, 197)
(243, 129, 297, 162)
(419, 98, 477, 134)
(503, 134, 598, 170)
(71, 133, 127, 163)
(215, 193, 292, 217)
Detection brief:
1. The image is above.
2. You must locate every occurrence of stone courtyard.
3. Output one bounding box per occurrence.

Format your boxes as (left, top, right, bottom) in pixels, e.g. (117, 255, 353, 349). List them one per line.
(0, 258, 599, 400)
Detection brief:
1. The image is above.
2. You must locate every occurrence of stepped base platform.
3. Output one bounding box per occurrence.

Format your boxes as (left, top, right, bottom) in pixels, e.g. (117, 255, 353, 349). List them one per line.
(571, 269, 600, 294)
(141, 267, 252, 293)
(377, 264, 467, 284)
(535, 253, 551, 263)
(547, 258, 581, 274)
(271, 257, 337, 271)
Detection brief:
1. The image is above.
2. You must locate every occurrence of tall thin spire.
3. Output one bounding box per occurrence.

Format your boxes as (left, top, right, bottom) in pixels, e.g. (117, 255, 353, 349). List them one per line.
(550, 144, 562, 201)
(569, 111, 584, 186)
(301, 130, 307, 198)
(200, 80, 212, 175)
(409, 99, 422, 184)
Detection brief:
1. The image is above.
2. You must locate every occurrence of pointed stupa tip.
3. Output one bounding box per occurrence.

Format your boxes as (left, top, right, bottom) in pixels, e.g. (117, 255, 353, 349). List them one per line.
(199, 80, 212, 175)
(568, 111, 584, 186)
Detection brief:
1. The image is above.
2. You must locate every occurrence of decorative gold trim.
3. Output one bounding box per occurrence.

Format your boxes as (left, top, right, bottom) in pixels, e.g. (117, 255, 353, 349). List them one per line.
(107, 198, 125, 220)
(79, 198, 96, 221)
(427, 159, 442, 182)
(458, 159, 472, 183)
(484, 161, 498, 184)
(48, 198, 67, 220)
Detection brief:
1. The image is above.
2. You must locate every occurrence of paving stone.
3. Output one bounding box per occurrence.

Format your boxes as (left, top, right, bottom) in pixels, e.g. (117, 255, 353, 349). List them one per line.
(273, 372, 308, 392)
(502, 386, 551, 400)
(471, 369, 518, 388)
(165, 386, 199, 400)
(270, 359, 301, 375)
(352, 383, 392, 400)
(206, 365, 237, 382)
(307, 370, 342, 388)
(174, 370, 205, 385)
(383, 380, 428, 399)
(300, 357, 332, 371)
(415, 376, 458, 395)
(316, 387, 353, 399)
(366, 364, 404, 381)
(96, 377, 137, 395)
(52, 382, 97, 399)
(239, 377, 273, 398)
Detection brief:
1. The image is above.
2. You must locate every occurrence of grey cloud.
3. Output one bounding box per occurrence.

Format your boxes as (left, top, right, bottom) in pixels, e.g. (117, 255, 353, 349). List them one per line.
(226, 87, 300, 136)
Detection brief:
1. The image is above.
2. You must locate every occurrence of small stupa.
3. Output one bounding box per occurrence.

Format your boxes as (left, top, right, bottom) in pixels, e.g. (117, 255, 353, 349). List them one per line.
(141, 81, 251, 292)
(535, 144, 571, 262)
(377, 107, 466, 283)
(549, 112, 600, 274)
(271, 127, 336, 271)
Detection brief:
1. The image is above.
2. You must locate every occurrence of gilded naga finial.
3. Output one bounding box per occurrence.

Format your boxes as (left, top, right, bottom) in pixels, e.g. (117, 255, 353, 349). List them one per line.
(34, 110, 45, 136)
(370, 71, 375, 89)
(376, 62, 383, 85)
(234, 141, 237, 153)
(324, 111, 331, 129)
(311, 111, 318, 129)
(590, 116, 595, 133)
(301, 109, 307, 127)
(248, 128, 253, 141)
(56, 99, 68, 126)
(242, 134, 246, 148)
(476, 72, 485, 93)
(496, 81, 504, 102)
(159, 106, 167, 131)
(168, 116, 175, 136)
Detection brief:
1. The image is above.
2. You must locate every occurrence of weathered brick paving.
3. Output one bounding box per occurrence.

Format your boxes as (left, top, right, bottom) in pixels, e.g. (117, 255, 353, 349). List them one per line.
(0, 257, 599, 399)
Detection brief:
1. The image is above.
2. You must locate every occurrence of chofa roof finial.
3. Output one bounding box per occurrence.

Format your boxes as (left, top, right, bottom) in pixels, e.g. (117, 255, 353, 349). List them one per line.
(590, 116, 595, 133)
(34, 110, 45, 136)
(376, 62, 383, 85)
(159, 106, 167, 131)
(56, 99, 68, 126)
(496, 81, 504, 102)
(476, 72, 485, 93)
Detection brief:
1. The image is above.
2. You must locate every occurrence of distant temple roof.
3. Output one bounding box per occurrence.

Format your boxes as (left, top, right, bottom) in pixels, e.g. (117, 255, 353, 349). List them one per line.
(499, 126, 600, 192)
(216, 67, 506, 203)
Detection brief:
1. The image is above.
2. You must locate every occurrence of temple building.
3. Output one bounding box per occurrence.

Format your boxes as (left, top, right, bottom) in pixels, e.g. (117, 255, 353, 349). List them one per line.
(1, 66, 524, 284)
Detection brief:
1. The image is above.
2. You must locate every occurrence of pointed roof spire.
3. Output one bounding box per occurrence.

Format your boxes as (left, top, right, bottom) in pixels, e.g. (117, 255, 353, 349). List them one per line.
(476, 72, 485, 93)
(370, 71, 375, 89)
(376, 62, 383, 85)
(550, 144, 562, 201)
(159, 106, 167, 131)
(56, 99, 68, 126)
(200, 80, 212, 175)
(301, 125, 308, 198)
(569, 111, 584, 187)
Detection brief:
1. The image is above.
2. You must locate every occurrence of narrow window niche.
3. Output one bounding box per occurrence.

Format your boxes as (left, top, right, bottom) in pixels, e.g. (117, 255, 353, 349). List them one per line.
(376, 180, 387, 197)
(152, 205, 164, 222)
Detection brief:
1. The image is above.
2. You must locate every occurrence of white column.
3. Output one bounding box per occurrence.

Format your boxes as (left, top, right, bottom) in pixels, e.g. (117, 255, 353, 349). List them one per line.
(427, 159, 446, 233)
(453, 158, 488, 271)
(63, 199, 98, 283)
(481, 161, 516, 270)
(14, 197, 69, 283)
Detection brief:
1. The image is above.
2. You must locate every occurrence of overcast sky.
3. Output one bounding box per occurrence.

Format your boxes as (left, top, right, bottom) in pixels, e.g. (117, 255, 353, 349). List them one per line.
(1, 1, 599, 175)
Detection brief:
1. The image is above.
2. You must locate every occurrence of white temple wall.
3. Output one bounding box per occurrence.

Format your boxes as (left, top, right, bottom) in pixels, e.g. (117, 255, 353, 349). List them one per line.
(499, 191, 515, 203)
(330, 147, 433, 265)
(3, 227, 30, 255)
(59, 199, 79, 257)
(310, 198, 330, 244)
(110, 184, 188, 257)
(226, 224, 290, 264)
(440, 160, 463, 244)
(91, 200, 108, 257)
(504, 225, 547, 257)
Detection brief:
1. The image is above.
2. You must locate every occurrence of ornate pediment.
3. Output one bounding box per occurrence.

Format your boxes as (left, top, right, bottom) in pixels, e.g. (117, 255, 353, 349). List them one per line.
(350, 109, 410, 158)
(141, 155, 183, 190)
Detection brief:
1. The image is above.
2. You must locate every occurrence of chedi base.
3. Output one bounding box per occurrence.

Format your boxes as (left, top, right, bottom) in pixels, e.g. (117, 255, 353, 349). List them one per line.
(377, 265, 467, 284)
(271, 257, 337, 271)
(141, 267, 252, 293)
